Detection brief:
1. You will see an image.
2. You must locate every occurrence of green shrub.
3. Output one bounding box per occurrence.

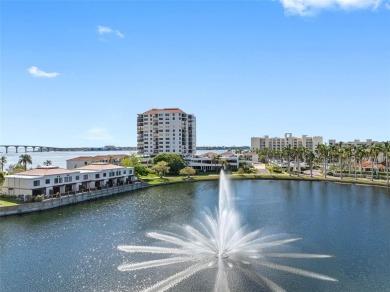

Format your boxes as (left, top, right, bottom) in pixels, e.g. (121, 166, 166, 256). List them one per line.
(237, 168, 245, 175)
(34, 195, 44, 202)
(266, 165, 283, 173)
(0, 193, 17, 199)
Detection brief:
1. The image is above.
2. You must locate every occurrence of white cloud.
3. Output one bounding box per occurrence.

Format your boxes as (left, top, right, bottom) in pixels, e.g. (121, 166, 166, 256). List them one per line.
(386, 1, 390, 8)
(280, 0, 383, 15)
(85, 128, 114, 141)
(97, 25, 124, 38)
(27, 66, 59, 78)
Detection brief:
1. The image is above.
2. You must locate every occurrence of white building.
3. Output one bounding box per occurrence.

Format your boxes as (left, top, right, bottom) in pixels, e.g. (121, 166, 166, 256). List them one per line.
(66, 154, 128, 169)
(184, 152, 239, 171)
(137, 108, 196, 156)
(251, 133, 323, 152)
(2, 164, 135, 198)
(328, 138, 376, 147)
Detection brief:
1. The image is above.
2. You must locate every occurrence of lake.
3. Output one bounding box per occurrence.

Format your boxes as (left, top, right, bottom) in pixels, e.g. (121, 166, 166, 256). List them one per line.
(0, 180, 389, 291)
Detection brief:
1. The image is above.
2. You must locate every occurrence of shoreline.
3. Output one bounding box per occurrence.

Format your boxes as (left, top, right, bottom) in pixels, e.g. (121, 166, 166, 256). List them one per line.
(1, 174, 388, 217)
(141, 173, 390, 189)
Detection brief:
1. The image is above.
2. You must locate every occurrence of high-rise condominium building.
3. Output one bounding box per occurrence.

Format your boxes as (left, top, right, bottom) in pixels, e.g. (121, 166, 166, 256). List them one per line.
(251, 133, 323, 152)
(137, 108, 196, 156)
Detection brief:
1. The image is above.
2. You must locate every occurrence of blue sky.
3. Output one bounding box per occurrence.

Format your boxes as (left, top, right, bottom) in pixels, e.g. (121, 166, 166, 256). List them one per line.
(1, 0, 389, 147)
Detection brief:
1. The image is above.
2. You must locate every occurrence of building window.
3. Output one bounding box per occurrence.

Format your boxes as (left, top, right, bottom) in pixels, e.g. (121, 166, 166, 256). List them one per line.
(54, 178, 63, 184)
(95, 174, 100, 179)
(123, 170, 126, 174)
(103, 173, 107, 177)
(33, 180, 40, 187)
(83, 174, 88, 180)
(45, 179, 50, 184)
(76, 176, 79, 180)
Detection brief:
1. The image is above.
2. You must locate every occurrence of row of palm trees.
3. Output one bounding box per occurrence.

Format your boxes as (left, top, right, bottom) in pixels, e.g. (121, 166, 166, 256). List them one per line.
(0, 154, 52, 174)
(254, 141, 390, 183)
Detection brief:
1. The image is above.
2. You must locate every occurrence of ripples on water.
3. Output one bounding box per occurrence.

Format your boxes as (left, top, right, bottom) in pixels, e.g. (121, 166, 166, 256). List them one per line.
(0, 180, 389, 291)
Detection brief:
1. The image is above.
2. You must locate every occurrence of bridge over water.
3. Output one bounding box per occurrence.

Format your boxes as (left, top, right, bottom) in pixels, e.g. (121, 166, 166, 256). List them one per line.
(0, 145, 85, 153)
(0, 145, 137, 154)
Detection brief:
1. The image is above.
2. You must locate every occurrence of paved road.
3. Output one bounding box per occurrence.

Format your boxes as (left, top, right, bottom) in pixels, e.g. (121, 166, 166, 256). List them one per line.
(253, 163, 270, 174)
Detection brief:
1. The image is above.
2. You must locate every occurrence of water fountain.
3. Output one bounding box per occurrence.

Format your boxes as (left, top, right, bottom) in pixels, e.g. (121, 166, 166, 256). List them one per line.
(118, 171, 337, 291)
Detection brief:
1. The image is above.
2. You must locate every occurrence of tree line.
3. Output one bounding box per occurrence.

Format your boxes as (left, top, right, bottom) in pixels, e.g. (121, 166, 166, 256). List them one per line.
(253, 141, 390, 183)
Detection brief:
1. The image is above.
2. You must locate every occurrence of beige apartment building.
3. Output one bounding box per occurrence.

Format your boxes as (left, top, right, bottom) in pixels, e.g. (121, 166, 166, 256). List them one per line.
(251, 133, 323, 152)
(137, 108, 196, 156)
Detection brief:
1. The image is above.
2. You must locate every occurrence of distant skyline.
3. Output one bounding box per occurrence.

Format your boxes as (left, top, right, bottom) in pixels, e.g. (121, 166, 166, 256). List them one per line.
(1, 0, 389, 147)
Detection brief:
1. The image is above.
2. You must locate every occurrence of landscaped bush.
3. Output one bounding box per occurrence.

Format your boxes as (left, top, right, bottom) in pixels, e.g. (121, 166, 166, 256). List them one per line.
(266, 165, 283, 173)
(0, 193, 17, 199)
(237, 168, 245, 175)
(34, 195, 44, 202)
(271, 166, 283, 173)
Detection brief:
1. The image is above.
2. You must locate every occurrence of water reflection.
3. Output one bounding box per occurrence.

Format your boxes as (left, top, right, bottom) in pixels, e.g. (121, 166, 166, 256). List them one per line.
(0, 180, 389, 291)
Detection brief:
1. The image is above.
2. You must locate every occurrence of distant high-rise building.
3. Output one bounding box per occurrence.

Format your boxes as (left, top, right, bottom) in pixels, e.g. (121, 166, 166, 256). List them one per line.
(251, 133, 323, 152)
(137, 108, 196, 156)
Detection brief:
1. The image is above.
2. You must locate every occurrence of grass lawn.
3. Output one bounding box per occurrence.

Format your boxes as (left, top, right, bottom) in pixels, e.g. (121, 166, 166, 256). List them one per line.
(139, 172, 389, 188)
(0, 197, 20, 207)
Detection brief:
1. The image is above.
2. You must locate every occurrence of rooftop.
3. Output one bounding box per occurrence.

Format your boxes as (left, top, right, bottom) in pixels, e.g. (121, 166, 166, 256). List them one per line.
(76, 163, 128, 171)
(14, 166, 78, 176)
(67, 154, 128, 162)
(143, 108, 185, 115)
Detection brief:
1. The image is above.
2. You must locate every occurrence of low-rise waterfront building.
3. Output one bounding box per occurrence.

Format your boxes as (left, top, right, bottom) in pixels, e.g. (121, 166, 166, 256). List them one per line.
(1, 164, 135, 200)
(184, 152, 239, 171)
(240, 152, 259, 163)
(251, 133, 323, 152)
(66, 154, 128, 169)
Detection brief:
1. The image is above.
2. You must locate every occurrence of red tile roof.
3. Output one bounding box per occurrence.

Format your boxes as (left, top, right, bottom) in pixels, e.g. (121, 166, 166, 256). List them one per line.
(221, 151, 235, 157)
(143, 108, 185, 115)
(17, 166, 78, 176)
(360, 161, 385, 169)
(199, 152, 218, 157)
(67, 154, 128, 162)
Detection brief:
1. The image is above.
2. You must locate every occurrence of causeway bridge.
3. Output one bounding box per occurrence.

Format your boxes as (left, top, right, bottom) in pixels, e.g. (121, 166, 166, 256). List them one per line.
(0, 145, 137, 154)
(0, 145, 84, 153)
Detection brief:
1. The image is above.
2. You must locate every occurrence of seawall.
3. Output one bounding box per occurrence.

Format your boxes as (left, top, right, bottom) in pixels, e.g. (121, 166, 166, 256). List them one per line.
(0, 182, 148, 217)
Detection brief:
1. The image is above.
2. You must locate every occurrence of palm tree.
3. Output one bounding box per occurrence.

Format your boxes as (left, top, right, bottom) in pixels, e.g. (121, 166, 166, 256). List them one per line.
(211, 155, 222, 172)
(0, 156, 7, 172)
(368, 143, 382, 181)
(329, 145, 338, 175)
(383, 141, 390, 185)
(316, 144, 330, 178)
(344, 144, 353, 177)
(43, 160, 52, 166)
(283, 144, 293, 176)
(274, 150, 283, 165)
(220, 159, 229, 170)
(336, 142, 344, 179)
(351, 145, 358, 180)
(18, 154, 32, 171)
(304, 148, 315, 177)
(296, 147, 305, 176)
(356, 144, 367, 178)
